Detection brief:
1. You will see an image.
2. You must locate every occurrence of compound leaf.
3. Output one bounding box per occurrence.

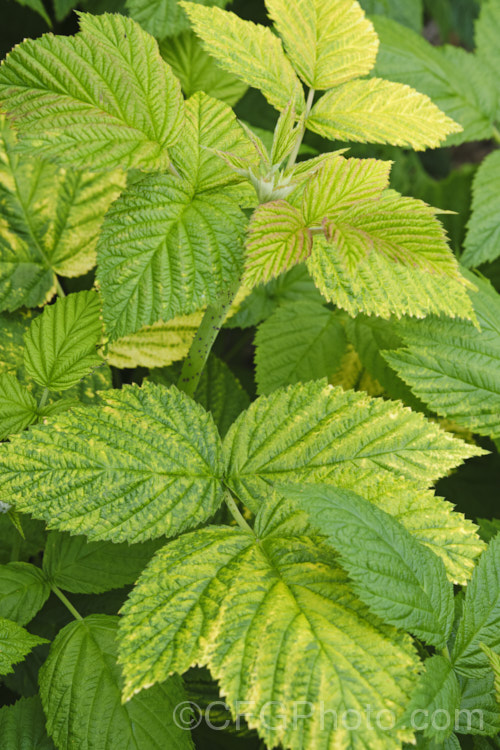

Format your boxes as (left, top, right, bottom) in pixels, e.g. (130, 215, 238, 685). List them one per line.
(462, 151, 500, 268)
(308, 78, 461, 149)
(265, 0, 379, 90)
(0, 116, 125, 311)
(97, 172, 245, 341)
(255, 300, 347, 394)
(384, 274, 500, 438)
(0, 562, 50, 626)
(0, 374, 38, 440)
(0, 617, 46, 676)
(39, 614, 193, 750)
(285, 484, 454, 647)
(180, 2, 304, 112)
(372, 17, 498, 145)
(0, 696, 55, 750)
(119, 518, 419, 748)
(222, 380, 483, 513)
(0, 14, 184, 171)
(24, 291, 102, 392)
(0, 382, 224, 543)
(453, 534, 500, 678)
(43, 531, 163, 594)
(244, 200, 311, 286)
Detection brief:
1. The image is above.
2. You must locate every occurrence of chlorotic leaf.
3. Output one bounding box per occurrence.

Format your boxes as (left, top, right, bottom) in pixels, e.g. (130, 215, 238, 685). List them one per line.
(285, 484, 454, 647)
(24, 291, 102, 392)
(362, 483, 484, 586)
(0, 696, 55, 750)
(180, 2, 305, 112)
(106, 312, 201, 369)
(301, 154, 392, 224)
(0, 14, 184, 171)
(0, 382, 224, 543)
(307, 78, 461, 149)
(398, 655, 460, 741)
(371, 17, 498, 145)
(384, 274, 500, 438)
(265, 0, 379, 90)
(255, 301, 347, 394)
(159, 31, 247, 106)
(0, 562, 50, 626)
(0, 374, 38, 440)
(127, 0, 230, 40)
(244, 201, 311, 286)
(453, 534, 500, 678)
(0, 116, 125, 311)
(119, 520, 419, 748)
(150, 354, 250, 438)
(97, 172, 245, 341)
(222, 380, 483, 513)
(0, 617, 47, 676)
(170, 91, 256, 194)
(39, 614, 193, 750)
(42, 531, 164, 594)
(462, 151, 500, 268)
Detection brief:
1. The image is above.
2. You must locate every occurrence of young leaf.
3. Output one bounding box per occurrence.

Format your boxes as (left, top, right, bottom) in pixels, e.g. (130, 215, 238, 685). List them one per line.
(398, 655, 460, 741)
(0, 696, 55, 750)
(371, 17, 498, 144)
(0, 617, 47, 676)
(0, 374, 38, 440)
(159, 31, 247, 106)
(384, 274, 500, 438)
(97, 173, 245, 341)
(180, 2, 305, 112)
(23, 291, 102, 392)
(119, 522, 419, 748)
(462, 151, 500, 268)
(265, 0, 379, 90)
(0, 14, 184, 171)
(453, 534, 500, 678)
(42, 532, 163, 594)
(39, 614, 193, 750)
(170, 91, 256, 193)
(0, 563, 50, 626)
(0, 382, 225, 543)
(244, 200, 311, 285)
(0, 117, 125, 312)
(307, 78, 462, 149)
(127, 0, 230, 40)
(254, 300, 347, 394)
(222, 380, 483, 513)
(285, 484, 454, 647)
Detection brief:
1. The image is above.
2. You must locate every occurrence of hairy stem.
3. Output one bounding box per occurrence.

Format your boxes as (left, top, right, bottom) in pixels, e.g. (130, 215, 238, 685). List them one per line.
(224, 492, 254, 534)
(286, 87, 315, 171)
(177, 282, 239, 398)
(38, 387, 50, 409)
(55, 278, 66, 298)
(52, 585, 83, 621)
